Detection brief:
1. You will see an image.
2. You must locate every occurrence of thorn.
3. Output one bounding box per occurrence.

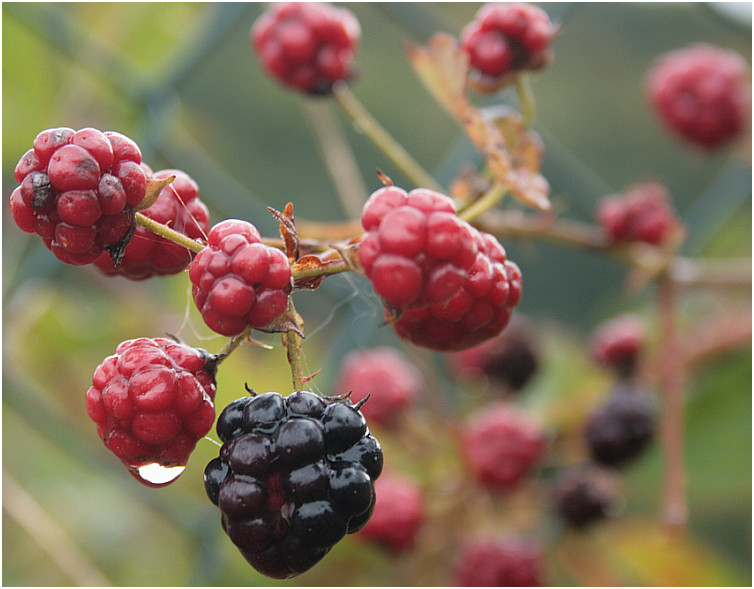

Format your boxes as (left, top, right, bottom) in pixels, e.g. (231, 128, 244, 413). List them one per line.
(354, 394, 371, 410)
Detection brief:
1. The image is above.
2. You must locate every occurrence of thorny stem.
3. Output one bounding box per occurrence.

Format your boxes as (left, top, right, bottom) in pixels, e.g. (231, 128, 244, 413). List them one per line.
(284, 299, 307, 392)
(135, 212, 204, 254)
(657, 276, 688, 537)
(332, 81, 444, 192)
(214, 326, 254, 366)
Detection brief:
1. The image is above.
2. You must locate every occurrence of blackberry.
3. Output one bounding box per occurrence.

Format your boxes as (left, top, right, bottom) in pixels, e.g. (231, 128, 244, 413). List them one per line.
(454, 535, 543, 586)
(584, 382, 656, 468)
(551, 466, 621, 529)
(590, 314, 645, 378)
(204, 390, 383, 579)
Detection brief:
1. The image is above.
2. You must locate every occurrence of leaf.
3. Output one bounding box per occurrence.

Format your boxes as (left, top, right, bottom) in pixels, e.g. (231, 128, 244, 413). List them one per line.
(406, 33, 550, 211)
(268, 203, 300, 262)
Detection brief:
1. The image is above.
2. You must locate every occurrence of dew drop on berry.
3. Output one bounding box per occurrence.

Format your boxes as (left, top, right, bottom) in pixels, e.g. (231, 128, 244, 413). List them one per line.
(129, 463, 186, 488)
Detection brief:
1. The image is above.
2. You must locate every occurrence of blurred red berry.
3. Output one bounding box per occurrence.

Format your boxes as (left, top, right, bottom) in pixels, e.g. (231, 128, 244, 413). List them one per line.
(334, 347, 422, 426)
(454, 535, 543, 586)
(590, 314, 645, 377)
(646, 43, 751, 150)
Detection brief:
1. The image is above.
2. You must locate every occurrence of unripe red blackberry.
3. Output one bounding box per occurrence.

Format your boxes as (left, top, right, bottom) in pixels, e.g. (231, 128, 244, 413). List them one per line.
(251, 2, 361, 95)
(188, 219, 292, 337)
(10, 127, 150, 266)
(453, 535, 543, 586)
(94, 169, 210, 280)
(356, 472, 425, 552)
(584, 382, 656, 468)
(590, 314, 645, 377)
(334, 347, 422, 427)
(448, 316, 539, 391)
(646, 43, 751, 150)
(551, 466, 621, 529)
(204, 391, 383, 579)
(359, 185, 522, 351)
(461, 2, 557, 92)
(85, 337, 218, 487)
(460, 402, 545, 490)
(596, 181, 682, 246)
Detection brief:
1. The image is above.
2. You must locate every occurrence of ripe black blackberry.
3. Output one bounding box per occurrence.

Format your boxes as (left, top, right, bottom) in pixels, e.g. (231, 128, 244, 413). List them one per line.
(584, 381, 656, 468)
(551, 466, 621, 529)
(204, 390, 383, 579)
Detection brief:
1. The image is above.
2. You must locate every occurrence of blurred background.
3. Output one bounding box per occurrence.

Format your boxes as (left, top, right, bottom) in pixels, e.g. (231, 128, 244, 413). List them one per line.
(2, 2, 751, 586)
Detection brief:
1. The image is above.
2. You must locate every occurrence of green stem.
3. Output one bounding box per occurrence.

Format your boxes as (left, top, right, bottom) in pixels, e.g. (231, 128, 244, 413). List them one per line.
(284, 299, 306, 392)
(333, 81, 443, 192)
(291, 258, 351, 284)
(214, 326, 253, 366)
(514, 74, 536, 126)
(135, 212, 204, 254)
(457, 182, 508, 222)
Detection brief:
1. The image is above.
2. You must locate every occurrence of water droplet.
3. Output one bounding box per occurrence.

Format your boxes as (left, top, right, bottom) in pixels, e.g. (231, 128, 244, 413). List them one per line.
(128, 463, 185, 488)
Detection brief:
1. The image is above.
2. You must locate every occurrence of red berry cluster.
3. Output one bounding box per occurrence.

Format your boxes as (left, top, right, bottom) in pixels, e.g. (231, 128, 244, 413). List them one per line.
(95, 169, 210, 280)
(251, 2, 361, 95)
(590, 314, 645, 377)
(596, 181, 682, 246)
(358, 185, 522, 352)
(460, 402, 545, 490)
(334, 347, 422, 427)
(10, 127, 149, 265)
(85, 337, 218, 486)
(461, 2, 557, 92)
(646, 43, 751, 150)
(356, 472, 426, 552)
(189, 219, 292, 337)
(453, 535, 543, 586)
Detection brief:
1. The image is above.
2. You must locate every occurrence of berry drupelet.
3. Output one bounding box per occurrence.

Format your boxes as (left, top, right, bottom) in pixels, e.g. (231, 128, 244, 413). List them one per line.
(251, 2, 361, 94)
(204, 391, 383, 579)
(10, 127, 150, 266)
(359, 185, 523, 351)
(189, 219, 292, 337)
(646, 43, 751, 150)
(461, 2, 557, 92)
(85, 337, 218, 487)
(95, 169, 210, 279)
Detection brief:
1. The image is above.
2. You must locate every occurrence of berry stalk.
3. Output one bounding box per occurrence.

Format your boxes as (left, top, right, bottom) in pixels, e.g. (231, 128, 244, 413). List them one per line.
(457, 181, 509, 222)
(135, 212, 204, 254)
(514, 75, 537, 126)
(332, 82, 443, 192)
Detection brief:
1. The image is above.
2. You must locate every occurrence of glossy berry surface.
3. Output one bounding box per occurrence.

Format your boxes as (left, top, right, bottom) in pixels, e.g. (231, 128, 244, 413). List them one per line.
(204, 391, 383, 579)
(584, 383, 656, 468)
(552, 466, 620, 529)
(448, 316, 539, 391)
(646, 43, 750, 150)
(461, 2, 557, 92)
(85, 337, 218, 486)
(10, 126, 149, 265)
(356, 472, 425, 552)
(251, 2, 361, 95)
(95, 169, 210, 279)
(359, 185, 522, 351)
(590, 314, 645, 377)
(453, 536, 543, 586)
(460, 402, 544, 490)
(596, 181, 682, 246)
(188, 219, 292, 336)
(334, 347, 422, 426)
